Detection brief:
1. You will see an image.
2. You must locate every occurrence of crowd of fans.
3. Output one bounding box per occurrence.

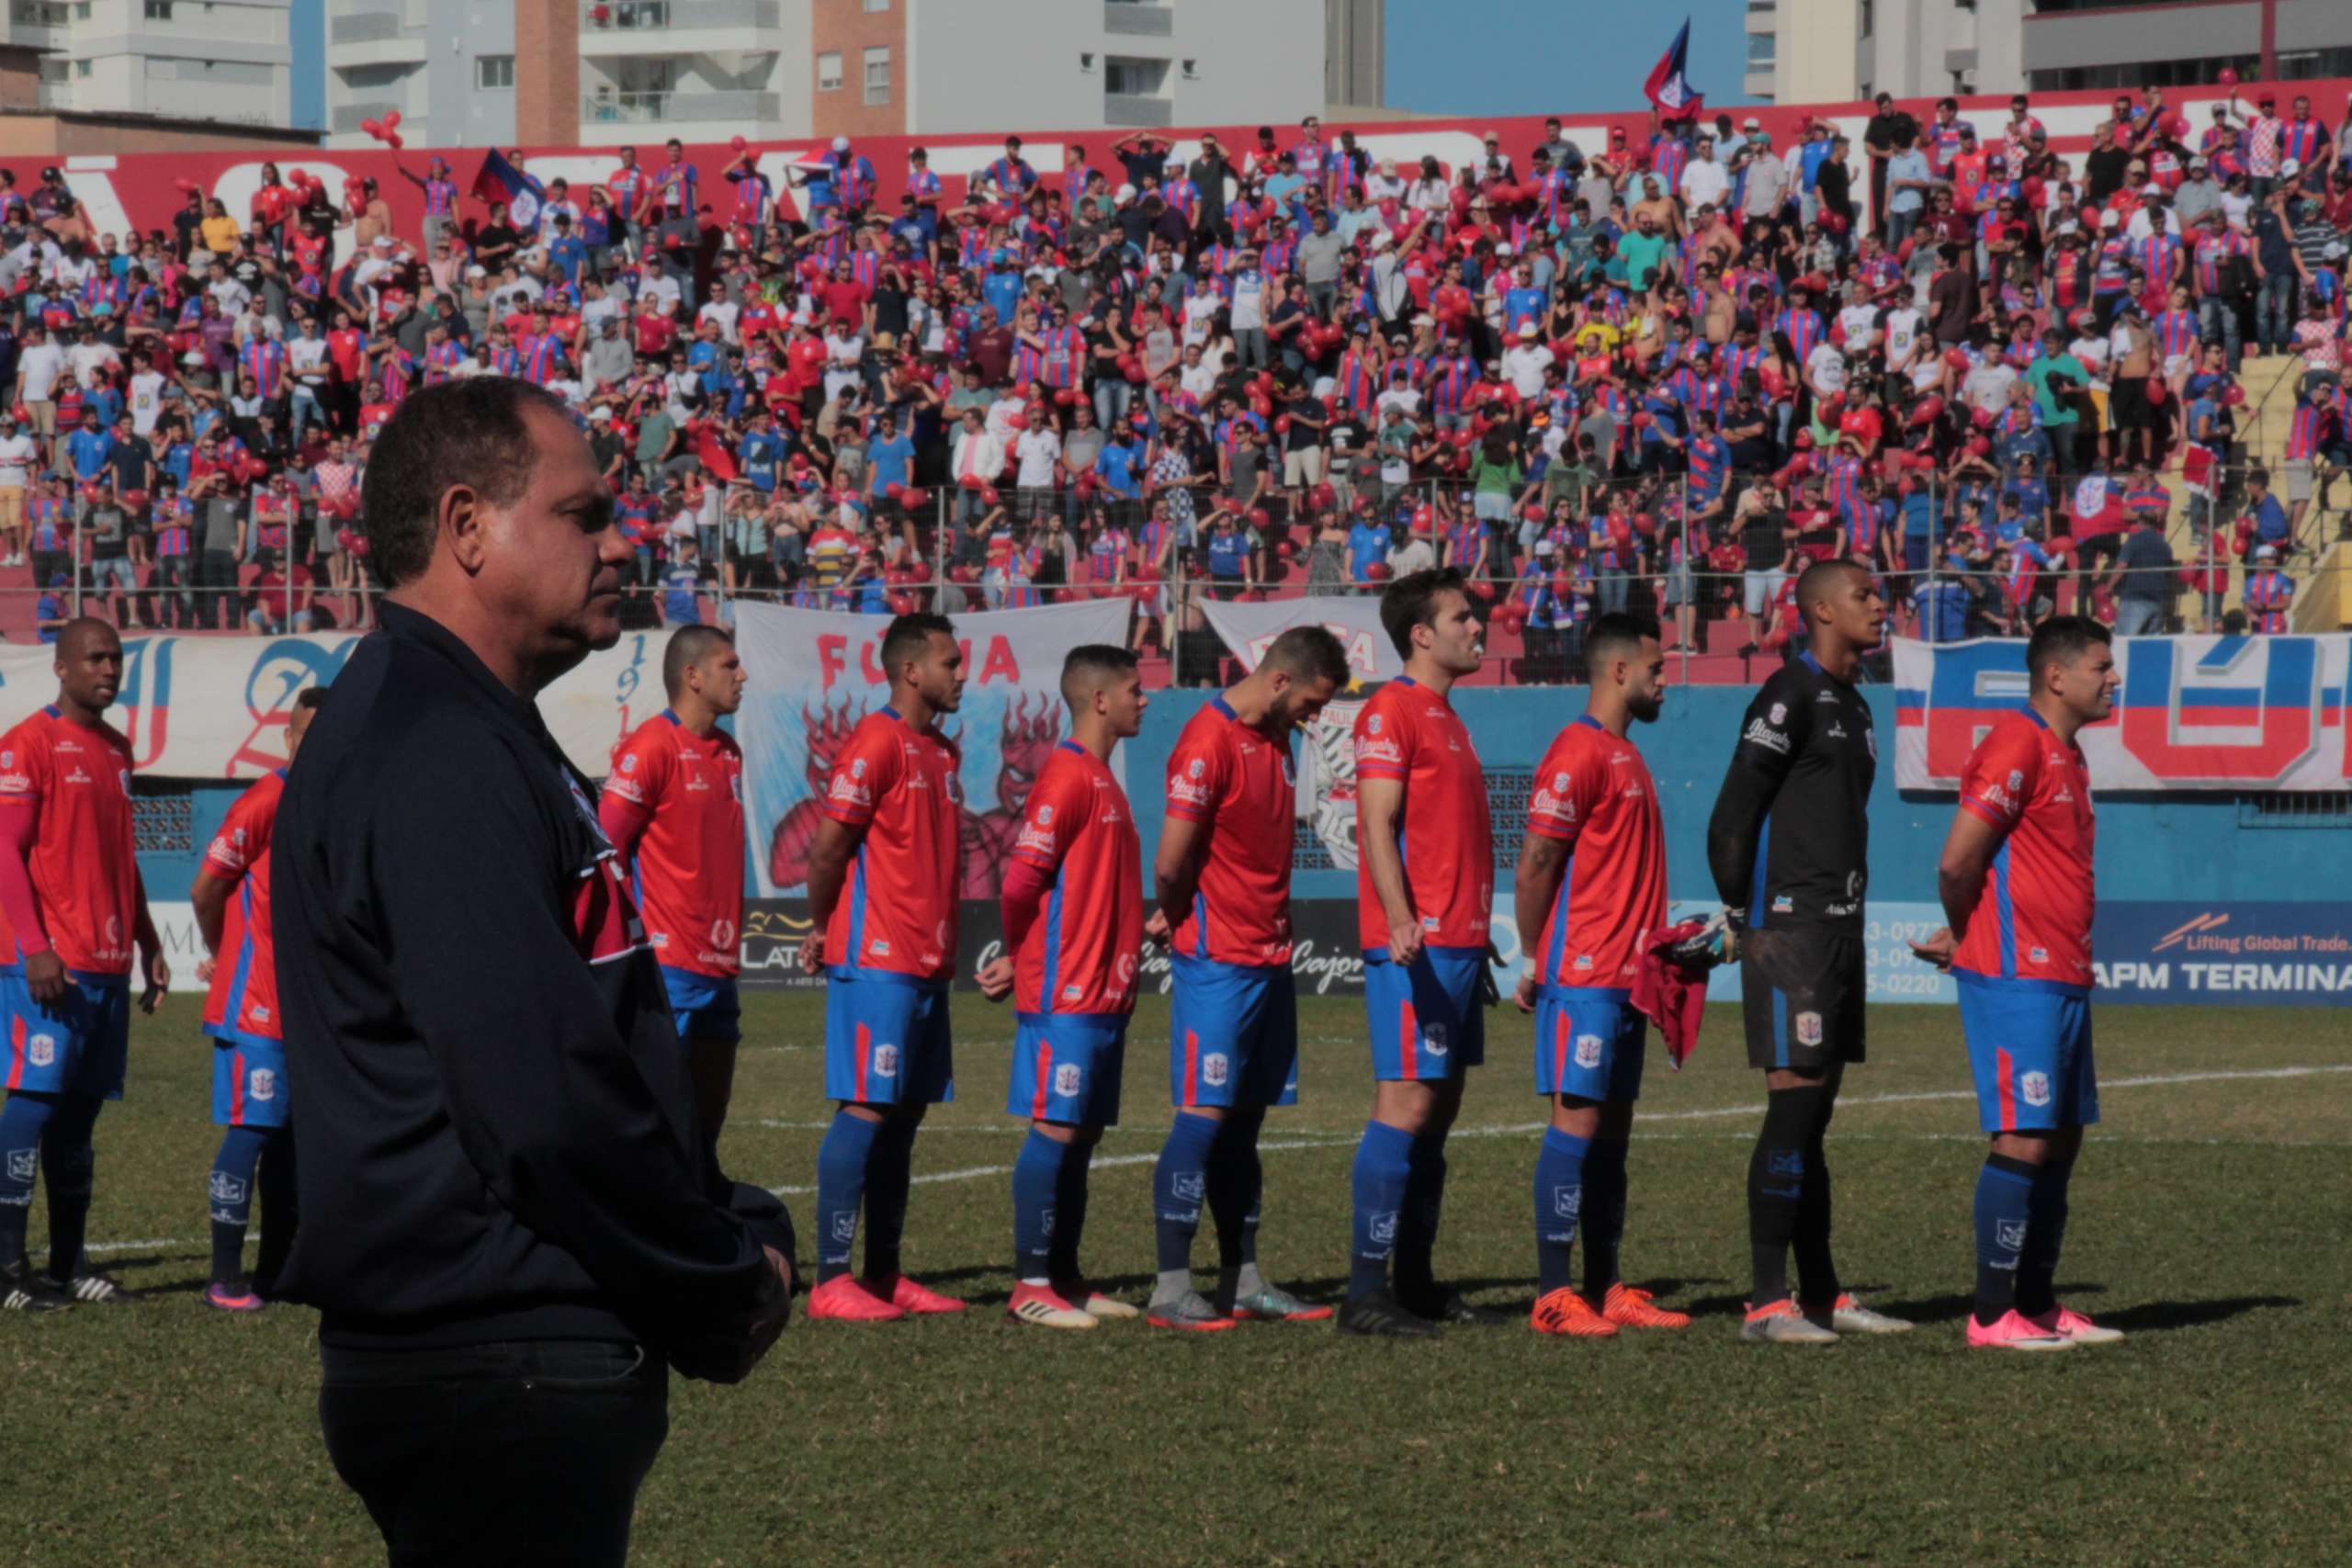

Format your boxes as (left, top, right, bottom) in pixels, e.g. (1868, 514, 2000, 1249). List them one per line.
(3, 83, 2350, 659)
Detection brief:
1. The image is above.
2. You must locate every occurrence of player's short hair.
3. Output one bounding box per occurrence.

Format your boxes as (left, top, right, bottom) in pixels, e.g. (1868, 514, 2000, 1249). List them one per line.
(293, 684, 330, 713)
(1261, 624, 1350, 688)
(360, 377, 575, 589)
(1792, 558, 1869, 617)
(1378, 567, 1469, 659)
(2025, 615, 2111, 685)
(1584, 611, 1662, 678)
(879, 611, 956, 678)
(1059, 643, 1137, 707)
(662, 623, 734, 700)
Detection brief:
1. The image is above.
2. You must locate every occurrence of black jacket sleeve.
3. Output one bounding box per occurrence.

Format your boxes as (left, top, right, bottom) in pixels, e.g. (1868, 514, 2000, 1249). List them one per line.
(372, 731, 776, 1363)
(1707, 671, 1806, 921)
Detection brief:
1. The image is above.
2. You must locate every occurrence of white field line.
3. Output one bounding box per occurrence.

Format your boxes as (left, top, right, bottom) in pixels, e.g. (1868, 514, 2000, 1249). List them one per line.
(67, 1065, 2351, 1256)
(757, 1063, 2352, 1195)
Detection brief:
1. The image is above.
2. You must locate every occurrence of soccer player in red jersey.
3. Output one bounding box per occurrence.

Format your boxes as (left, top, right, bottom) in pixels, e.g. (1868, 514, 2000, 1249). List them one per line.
(797, 613, 989, 1322)
(0, 619, 170, 1313)
(982, 646, 1149, 1330)
(1146, 625, 1350, 1331)
(1911, 617, 2126, 1352)
(190, 686, 325, 1313)
(1513, 614, 1693, 1339)
(1338, 569, 1499, 1337)
(601, 626, 749, 1154)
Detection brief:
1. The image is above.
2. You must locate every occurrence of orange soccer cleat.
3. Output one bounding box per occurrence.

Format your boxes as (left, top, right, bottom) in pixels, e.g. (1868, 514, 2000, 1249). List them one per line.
(808, 1275, 906, 1322)
(1602, 1283, 1690, 1330)
(1530, 1287, 1620, 1337)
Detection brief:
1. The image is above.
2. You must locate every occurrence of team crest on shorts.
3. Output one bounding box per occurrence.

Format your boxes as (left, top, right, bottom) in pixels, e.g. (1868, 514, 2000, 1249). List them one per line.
(1421, 1021, 1450, 1056)
(1201, 1052, 1229, 1088)
(26, 1032, 55, 1068)
(1573, 1033, 1603, 1070)
(871, 1043, 900, 1078)
(1795, 1012, 1823, 1047)
(1053, 1063, 1083, 1098)
(2020, 1071, 2052, 1108)
(249, 1068, 277, 1102)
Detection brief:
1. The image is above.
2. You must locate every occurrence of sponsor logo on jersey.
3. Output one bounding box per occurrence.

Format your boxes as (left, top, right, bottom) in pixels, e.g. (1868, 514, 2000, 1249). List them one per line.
(870, 1043, 900, 1078)
(1795, 1011, 1823, 1046)
(1201, 1052, 1230, 1087)
(1355, 736, 1403, 765)
(1573, 1033, 1603, 1069)
(2020, 1071, 2052, 1107)
(249, 1068, 277, 1101)
(1053, 1063, 1083, 1098)
(1772, 895, 1794, 913)
(1826, 722, 1847, 739)
(1743, 718, 1791, 754)
(1168, 772, 1210, 807)
(1015, 822, 1056, 855)
(1060, 984, 1082, 1001)
(828, 774, 871, 807)
(2030, 946, 2049, 964)
(0, 773, 28, 794)
(867, 939, 890, 958)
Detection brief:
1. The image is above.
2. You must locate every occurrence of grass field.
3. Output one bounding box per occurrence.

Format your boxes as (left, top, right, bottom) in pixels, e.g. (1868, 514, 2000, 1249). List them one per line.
(5, 992, 2350, 1567)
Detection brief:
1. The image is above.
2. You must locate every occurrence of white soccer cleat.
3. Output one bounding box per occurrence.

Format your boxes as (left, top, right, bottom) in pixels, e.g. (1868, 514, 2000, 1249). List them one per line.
(1828, 1292, 1913, 1334)
(1007, 1282, 1097, 1330)
(1741, 1299, 1838, 1344)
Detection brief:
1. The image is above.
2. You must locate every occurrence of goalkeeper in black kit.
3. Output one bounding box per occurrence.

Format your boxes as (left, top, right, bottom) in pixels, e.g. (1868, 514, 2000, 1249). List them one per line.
(1702, 559, 1914, 1345)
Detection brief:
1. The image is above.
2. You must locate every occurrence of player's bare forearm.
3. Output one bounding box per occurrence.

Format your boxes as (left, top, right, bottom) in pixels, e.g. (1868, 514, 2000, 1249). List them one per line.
(189, 871, 231, 957)
(1936, 809, 2002, 942)
(1513, 832, 1569, 970)
(1355, 778, 1418, 944)
(132, 870, 161, 956)
(802, 815, 861, 931)
(1152, 816, 1206, 930)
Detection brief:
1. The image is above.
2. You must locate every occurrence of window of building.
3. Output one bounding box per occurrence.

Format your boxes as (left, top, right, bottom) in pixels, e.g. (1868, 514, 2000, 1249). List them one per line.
(1104, 56, 1166, 96)
(74, 57, 90, 76)
(1181, 58, 1197, 79)
(863, 46, 890, 105)
(1078, 52, 1095, 72)
(1747, 33, 1775, 65)
(145, 0, 174, 17)
(73, 0, 89, 17)
(861, 0, 888, 9)
(476, 54, 514, 90)
(1858, 0, 1871, 32)
(817, 50, 842, 91)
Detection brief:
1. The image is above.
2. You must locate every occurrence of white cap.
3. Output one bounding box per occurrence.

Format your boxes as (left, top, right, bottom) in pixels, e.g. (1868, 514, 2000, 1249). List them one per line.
(587, 405, 612, 422)
(1368, 228, 1394, 250)
(2253, 543, 2278, 560)
(831, 135, 850, 152)
(1114, 183, 1136, 207)
(1519, 322, 1539, 338)
(2100, 209, 2121, 228)
(1743, 117, 1762, 130)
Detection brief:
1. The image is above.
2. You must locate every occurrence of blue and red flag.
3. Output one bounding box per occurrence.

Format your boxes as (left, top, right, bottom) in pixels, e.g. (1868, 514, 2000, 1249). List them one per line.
(470, 148, 545, 229)
(1643, 19, 1705, 120)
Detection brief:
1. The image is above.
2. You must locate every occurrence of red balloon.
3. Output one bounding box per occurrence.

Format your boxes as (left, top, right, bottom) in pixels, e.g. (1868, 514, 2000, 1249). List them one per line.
(1965, 434, 1992, 458)
(1944, 347, 1972, 372)
(959, 473, 985, 490)
(1005, 410, 1030, 432)
(1054, 388, 1080, 407)
(385, 131, 403, 150)
(2222, 382, 2246, 408)
(383, 110, 401, 130)
(2218, 66, 2239, 88)
(2144, 380, 2167, 407)
(1523, 502, 1546, 523)
(1275, 539, 1298, 562)
(1247, 507, 1272, 529)
(2165, 113, 2189, 140)
(1274, 414, 1292, 434)
(1365, 561, 1393, 582)
(979, 484, 1000, 505)
(1631, 411, 1653, 430)
(1468, 580, 1497, 604)
(359, 118, 382, 141)
(900, 487, 929, 511)
(1907, 396, 1945, 428)
(731, 135, 749, 152)
(884, 481, 906, 501)
(1309, 482, 1337, 513)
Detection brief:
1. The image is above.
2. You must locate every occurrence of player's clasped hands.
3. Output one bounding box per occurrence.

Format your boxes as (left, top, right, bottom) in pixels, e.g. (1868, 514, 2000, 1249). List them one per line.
(975, 955, 1014, 1002)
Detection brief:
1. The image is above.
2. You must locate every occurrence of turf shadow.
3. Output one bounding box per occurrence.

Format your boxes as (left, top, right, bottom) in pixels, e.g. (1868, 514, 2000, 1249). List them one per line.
(2092, 1294, 2298, 1333)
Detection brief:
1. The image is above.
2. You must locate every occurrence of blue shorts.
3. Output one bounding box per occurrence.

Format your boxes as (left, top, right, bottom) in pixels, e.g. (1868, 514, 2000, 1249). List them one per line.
(662, 965, 742, 1045)
(1532, 986, 1647, 1103)
(1, 968, 130, 1101)
(208, 1032, 289, 1129)
(1167, 953, 1297, 1110)
(1008, 1012, 1128, 1126)
(1958, 975, 2098, 1133)
(1364, 944, 1487, 1082)
(824, 969, 955, 1107)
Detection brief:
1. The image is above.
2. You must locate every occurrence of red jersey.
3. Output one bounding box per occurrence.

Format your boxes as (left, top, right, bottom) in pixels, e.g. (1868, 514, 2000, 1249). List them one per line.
(1010, 741, 1141, 1017)
(0, 706, 140, 976)
(603, 711, 745, 979)
(1522, 716, 1667, 990)
(820, 706, 963, 982)
(1164, 695, 1295, 966)
(201, 770, 286, 1043)
(1351, 677, 1494, 952)
(1952, 709, 2096, 990)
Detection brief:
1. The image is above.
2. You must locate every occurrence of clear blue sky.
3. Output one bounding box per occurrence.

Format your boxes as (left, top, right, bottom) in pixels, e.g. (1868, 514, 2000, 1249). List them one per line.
(1385, 0, 1755, 118)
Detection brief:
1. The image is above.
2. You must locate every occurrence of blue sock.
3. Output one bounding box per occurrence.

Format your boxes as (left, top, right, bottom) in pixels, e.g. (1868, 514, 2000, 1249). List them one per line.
(1533, 1127, 1589, 1295)
(2016, 1160, 2074, 1317)
(1046, 1139, 1094, 1284)
(0, 1092, 54, 1262)
(1580, 1139, 1630, 1300)
(1973, 1154, 2037, 1325)
(1152, 1111, 1219, 1280)
(209, 1124, 269, 1284)
(1392, 1135, 1448, 1302)
(1348, 1120, 1415, 1299)
(863, 1115, 919, 1282)
(1011, 1129, 1064, 1285)
(812, 1111, 880, 1285)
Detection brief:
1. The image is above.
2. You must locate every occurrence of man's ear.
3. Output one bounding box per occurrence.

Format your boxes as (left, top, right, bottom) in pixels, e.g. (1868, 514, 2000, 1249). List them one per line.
(439, 483, 488, 576)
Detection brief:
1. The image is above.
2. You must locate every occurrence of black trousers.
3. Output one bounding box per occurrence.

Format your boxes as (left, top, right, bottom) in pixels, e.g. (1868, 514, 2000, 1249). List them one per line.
(320, 1338, 668, 1568)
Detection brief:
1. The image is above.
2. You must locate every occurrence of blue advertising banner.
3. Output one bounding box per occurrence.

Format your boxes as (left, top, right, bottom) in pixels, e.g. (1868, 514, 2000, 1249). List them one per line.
(2089, 903, 2352, 1007)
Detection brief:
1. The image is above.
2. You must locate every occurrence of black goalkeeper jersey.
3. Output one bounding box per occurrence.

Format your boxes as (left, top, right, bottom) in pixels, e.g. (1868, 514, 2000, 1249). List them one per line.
(1706, 649, 1876, 932)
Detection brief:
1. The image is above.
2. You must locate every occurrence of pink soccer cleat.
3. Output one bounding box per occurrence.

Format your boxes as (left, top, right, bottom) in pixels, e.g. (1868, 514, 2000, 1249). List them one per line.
(202, 1279, 266, 1314)
(2037, 1304, 2124, 1345)
(1966, 1309, 2075, 1351)
(877, 1274, 967, 1314)
(808, 1275, 907, 1322)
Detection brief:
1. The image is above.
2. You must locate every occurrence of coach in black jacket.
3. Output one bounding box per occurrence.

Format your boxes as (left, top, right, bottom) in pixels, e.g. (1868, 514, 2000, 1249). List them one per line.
(272, 376, 792, 1568)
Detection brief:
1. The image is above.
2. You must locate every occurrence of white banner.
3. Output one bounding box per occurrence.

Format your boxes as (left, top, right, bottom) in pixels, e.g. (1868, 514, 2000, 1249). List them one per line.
(1893, 634, 2352, 793)
(1198, 595, 1403, 683)
(732, 600, 1129, 899)
(0, 632, 668, 780)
